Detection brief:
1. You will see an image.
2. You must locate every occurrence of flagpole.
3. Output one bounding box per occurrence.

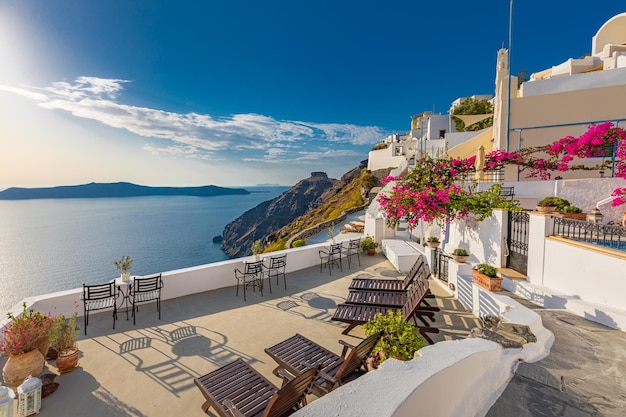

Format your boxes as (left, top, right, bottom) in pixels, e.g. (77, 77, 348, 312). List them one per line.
(506, 0, 513, 152)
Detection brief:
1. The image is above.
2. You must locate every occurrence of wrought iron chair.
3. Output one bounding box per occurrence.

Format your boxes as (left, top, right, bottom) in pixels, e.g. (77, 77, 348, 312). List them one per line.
(344, 238, 361, 269)
(82, 282, 119, 335)
(129, 274, 164, 325)
(318, 243, 343, 275)
(265, 254, 287, 290)
(234, 260, 268, 301)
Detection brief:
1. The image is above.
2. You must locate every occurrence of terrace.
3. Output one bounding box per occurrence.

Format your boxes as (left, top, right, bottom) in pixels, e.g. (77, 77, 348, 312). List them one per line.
(1, 250, 487, 417)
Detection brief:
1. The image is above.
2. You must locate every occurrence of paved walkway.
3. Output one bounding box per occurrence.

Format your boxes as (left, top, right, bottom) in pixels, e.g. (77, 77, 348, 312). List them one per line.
(488, 293, 626, 417)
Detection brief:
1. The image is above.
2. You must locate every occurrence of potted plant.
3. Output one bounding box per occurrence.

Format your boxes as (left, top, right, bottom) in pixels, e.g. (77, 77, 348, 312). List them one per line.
(327, 223, 335, 243)
(426, 236, 440, 249)
(363, 310, 424, 366)
(451, 248, 470, 263)
(360, 235, 379, 255)
(251, 240, 264, 261)
(49, 313, 80, 373)
(1, 303, 52, 387)
(536, 196, 570, 214)
(114, 255, 133, 282)
(561, 205, 586, 221)
(472, 263, 502, 292)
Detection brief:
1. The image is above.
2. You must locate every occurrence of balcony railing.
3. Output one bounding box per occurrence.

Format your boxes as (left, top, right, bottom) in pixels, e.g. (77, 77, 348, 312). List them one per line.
(553, 217, 626, 251)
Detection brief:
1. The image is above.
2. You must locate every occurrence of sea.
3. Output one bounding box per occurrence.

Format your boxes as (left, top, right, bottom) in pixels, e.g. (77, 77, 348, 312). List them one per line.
(0, 186, 289, 313)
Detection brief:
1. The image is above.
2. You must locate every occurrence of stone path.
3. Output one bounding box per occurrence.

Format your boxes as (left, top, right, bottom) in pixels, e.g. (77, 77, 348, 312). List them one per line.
(487, 294, 626, 416)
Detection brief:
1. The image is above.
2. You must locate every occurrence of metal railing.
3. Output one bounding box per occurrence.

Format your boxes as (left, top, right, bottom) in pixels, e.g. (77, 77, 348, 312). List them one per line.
(433, 248, 451, 283)
(553, 217, 626, 251)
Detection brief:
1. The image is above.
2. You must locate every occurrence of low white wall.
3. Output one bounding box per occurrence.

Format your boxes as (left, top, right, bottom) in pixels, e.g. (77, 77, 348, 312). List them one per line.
(443, 210, 506, 267)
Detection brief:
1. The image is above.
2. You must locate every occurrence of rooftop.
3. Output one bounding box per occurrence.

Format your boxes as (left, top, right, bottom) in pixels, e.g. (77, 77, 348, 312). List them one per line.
(1, 254, 478, 417)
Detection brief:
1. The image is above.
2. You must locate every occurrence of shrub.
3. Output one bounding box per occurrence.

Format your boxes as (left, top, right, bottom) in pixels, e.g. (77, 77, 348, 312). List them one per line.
(1, 303, 53, 356)
(475, 263, 498, 278)
(427, 236, 440, 243)
(251, 240, 264, 255)
(49, 313, 80, 354)
(537, 197, 570, 210)
(292, 239, 306, 247)
(360, 235, 378, 250)
(364, 310, 424, 362)
(452, 248, 469, 256)
(562, 205, 582, 214)
(114, 255, 133, 272)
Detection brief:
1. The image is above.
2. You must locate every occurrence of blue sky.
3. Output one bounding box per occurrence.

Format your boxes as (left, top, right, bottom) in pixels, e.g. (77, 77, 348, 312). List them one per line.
(1, 1, 624, 189)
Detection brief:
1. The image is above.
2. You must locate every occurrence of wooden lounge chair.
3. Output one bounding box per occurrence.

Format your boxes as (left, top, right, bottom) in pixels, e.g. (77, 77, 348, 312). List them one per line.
(348, 254, 425, 292)
(264, 331, 383, 396)
(193, 358, 320, 417)
(332, 278, 440, 344)
(346, 263, 438, 310)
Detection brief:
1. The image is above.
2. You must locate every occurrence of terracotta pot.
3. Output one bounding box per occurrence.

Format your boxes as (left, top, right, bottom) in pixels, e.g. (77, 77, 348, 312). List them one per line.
(451, 255, 469, 263)
(472, 269, 502, 292)
(56, 348, 79, 373)
(35, 336, 50, 358)
(2, 349, 45, 388)
(367, 248, 376, 256)
(426, 242, 440, 249)
(562, 213, 587, 221)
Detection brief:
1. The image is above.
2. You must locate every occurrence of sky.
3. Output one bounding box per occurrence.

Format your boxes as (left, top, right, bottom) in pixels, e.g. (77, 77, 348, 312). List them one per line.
(1, 1, 624, 189)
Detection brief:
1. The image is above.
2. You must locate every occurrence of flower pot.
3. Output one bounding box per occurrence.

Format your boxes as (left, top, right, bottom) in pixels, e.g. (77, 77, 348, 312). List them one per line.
(121, 271, 131, 282)
(562, 213, 587, 221)
(367, 248, 376, 256)
(35, 336, 50, 358)
(2, 349, 45, 388)
(56, 348, 79, 373)
(535, 206, 556, 214)
(426, 242, 440, 249)
(451, 255, 469, 263)
(472, 269, 502, 292)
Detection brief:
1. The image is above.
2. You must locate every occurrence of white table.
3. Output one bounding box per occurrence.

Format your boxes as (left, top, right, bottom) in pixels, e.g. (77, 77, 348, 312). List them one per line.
(115, 277, 134, 320)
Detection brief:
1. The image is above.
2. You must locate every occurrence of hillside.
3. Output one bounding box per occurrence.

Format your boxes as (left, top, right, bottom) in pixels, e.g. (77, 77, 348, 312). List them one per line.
(221, 162, 391, 258)
(0, 182, 249, 199)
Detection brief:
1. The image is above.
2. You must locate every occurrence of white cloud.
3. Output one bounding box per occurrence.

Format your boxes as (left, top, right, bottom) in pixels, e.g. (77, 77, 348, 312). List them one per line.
(2, 77, 389, 163)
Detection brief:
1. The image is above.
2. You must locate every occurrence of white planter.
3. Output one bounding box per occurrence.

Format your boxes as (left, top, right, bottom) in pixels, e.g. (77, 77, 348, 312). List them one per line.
(121, 272, 130, 282)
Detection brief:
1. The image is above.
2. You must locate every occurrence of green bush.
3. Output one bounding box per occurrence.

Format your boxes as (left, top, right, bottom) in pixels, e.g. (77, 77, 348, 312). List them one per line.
(562, 205, 582, 214)
(292, 239, 306, 247)
(360, 235, 378, 250)
(427, 236, 440, 243)
(537, 197, 570, 210)
(452, 248, 468, 256)
(363, 310, 424, 362)
(475, 263, 498, 278)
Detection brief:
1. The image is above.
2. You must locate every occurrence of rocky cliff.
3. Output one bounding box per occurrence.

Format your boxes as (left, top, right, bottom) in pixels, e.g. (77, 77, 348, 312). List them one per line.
(220, 161, 390, 258)
(221, 172, 344, 258)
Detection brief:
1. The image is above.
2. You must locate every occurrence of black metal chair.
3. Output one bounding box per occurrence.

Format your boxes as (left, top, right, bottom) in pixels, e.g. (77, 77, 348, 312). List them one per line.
(129, 274, 164, 325)
(82, 282, 119, 335)
(234, 260, 268, 301)
(265, 254, 287, 290)
(344, 238, 361, 269)
(319, 243, 342, 275)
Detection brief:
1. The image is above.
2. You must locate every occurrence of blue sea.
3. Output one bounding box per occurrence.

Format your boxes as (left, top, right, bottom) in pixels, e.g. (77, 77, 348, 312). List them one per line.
(0, 186, 289, 313)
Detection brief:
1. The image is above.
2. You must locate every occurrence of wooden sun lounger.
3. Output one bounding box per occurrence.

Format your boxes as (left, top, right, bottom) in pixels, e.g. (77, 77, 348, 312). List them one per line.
(193, 358, 320, 417)
(264, 331, 382, 396)
(348, 254, 425, 292)
(332, 278, 440, 344)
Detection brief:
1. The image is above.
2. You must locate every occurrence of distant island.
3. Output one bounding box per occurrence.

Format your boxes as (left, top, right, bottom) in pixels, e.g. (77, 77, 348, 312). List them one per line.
(0, 182, 250, 200)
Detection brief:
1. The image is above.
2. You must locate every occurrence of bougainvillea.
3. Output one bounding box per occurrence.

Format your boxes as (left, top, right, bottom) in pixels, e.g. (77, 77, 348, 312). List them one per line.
(378, 123, 626, 229)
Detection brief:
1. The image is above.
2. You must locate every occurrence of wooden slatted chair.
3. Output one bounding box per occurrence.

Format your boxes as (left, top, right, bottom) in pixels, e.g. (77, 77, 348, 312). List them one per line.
(82, 282, 119, 335)
(193, 359, 320, 417)
(348, 254, 425, 292)
(264, 331, 382, 396)
(318, 243, 342, 275)
(129, 274, 164, 325)
(332, 278, 440, 344)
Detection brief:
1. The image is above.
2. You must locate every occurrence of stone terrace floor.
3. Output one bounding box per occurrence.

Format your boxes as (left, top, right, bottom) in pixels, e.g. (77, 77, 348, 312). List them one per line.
(1, 254, 479, 417)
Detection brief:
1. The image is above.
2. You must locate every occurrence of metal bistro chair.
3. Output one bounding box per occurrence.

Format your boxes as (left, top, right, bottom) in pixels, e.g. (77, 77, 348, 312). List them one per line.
(319, 242, 342, 275)
(129, 274, 164, 325)
(82, 282, 119, 335)
(265, 254, 287, 290)
(234, 259, 268, 301)
(344, 238, 361, 269)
